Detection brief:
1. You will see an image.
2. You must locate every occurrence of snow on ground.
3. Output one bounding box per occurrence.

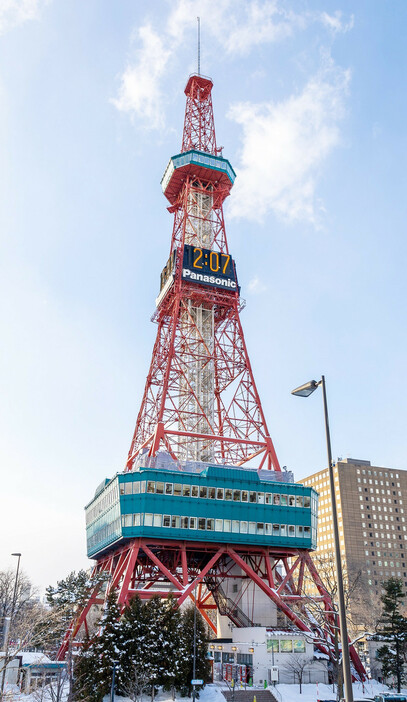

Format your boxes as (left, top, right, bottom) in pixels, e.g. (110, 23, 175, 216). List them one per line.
(4, 679, 407, 702)
(275, 679, 407, 702)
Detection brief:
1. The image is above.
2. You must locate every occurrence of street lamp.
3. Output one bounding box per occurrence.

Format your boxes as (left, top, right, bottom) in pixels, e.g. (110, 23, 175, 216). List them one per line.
(1, 553, 22, 702)
(291, 376, 354, 702)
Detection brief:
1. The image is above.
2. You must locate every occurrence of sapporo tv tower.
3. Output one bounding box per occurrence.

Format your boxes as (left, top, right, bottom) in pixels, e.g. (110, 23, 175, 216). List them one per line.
(58, 64, 366, 679)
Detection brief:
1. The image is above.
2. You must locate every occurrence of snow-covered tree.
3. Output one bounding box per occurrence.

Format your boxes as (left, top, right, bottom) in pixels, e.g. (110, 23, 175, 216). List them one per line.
(176, 604, 210, 697)
(374, 577, 407, 692)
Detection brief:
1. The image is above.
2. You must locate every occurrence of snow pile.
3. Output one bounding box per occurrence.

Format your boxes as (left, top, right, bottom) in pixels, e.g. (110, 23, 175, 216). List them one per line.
(275, 679, 407, 702)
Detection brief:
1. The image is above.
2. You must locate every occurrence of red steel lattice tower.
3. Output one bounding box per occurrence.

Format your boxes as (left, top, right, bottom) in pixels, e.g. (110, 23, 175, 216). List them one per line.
(127, 73, 280, 472)
(57, 73, 367, 682)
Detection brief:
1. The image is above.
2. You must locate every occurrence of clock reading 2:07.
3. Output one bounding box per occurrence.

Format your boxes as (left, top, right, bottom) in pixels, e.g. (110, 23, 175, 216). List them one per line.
(182, 244, 238, 292)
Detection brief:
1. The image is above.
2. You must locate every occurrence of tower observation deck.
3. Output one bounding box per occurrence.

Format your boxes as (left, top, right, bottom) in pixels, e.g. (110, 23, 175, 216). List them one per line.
(57, 73, 366, 681)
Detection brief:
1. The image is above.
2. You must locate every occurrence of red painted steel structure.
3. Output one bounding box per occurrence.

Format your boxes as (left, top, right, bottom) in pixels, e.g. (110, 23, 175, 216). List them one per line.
(126, 73, 280, 472)
(57, 73, 367, 681)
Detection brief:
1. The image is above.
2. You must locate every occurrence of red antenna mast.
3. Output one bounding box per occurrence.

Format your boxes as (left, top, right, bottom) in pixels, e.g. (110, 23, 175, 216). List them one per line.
(126, 72, 280, 472)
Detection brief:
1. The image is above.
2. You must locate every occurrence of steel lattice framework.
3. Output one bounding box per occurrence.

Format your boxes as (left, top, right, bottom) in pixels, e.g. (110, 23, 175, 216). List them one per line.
(127, 74, 280, 471)
(57, 72, 367, 681)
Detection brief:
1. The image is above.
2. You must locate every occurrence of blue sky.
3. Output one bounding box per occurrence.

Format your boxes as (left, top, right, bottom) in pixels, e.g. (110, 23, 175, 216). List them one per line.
(0, 0, 406, 592)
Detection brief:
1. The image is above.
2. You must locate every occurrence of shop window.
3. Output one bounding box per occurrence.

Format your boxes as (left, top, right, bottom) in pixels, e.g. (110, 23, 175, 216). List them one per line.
(280, 640, 293, 653)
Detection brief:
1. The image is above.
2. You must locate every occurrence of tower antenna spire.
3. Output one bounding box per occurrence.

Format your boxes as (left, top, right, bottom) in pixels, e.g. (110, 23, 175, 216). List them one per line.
(197, 16, 200, 75)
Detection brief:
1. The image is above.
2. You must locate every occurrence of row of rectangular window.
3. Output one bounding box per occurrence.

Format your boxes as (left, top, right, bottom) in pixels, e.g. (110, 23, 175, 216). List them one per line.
(86, 483, 119, 525)
(121, 512, 311, 538)
(88, 517, 121, 549)
(120, 481, 312, 508)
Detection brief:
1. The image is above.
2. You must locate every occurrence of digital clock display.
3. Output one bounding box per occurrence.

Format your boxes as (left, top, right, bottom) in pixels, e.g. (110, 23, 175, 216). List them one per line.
(182, 244, 238, 292)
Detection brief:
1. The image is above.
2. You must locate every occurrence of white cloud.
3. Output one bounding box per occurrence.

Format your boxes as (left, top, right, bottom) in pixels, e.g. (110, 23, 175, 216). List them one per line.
(248, 276, 267, 294)
(112, 24, 171, 130)
(112, 0, 313, 128)
(0, 0, 48, 35)
(320, 10, 354, 34)
(227, 59, 350, 225)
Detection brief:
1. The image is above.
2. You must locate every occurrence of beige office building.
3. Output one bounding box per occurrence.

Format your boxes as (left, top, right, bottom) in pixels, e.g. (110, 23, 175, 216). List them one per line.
(299, 458, 407, 597)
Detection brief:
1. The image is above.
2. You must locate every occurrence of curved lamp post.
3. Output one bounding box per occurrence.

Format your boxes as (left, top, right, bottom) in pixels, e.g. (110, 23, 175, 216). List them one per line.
(291, 376, 353, 702)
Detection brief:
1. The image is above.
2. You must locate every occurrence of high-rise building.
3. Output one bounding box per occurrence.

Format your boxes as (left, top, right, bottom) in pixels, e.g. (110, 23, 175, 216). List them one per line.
(300, 458, 407, 597)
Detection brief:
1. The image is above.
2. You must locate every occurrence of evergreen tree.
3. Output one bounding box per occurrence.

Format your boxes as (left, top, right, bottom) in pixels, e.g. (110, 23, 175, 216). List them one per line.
(159, 595, 186, 699)
(176, 604, 210, 697)
(115, 595, 150, 700)
(91, 593, 123, 701)
(73, 636, 101, 702)
(374, 577, 407, 692)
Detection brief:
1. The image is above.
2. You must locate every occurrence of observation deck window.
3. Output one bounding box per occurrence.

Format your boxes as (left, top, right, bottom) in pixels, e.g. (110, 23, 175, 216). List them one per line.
(288, 496, 295, 507)
(281, 524, 287, 537)
(304, 526, 311, 537)
(207, 519, 214, 531)
(304, 496, 311, 508)
(281, 494, 288, 506)
(174, 483, 182, 496)
(217, 488, 224, 499)
(190, 517, 197, 529)
(209, 487, 216, 499)
(296, 496, 303, 508)
(241, 491, 248, 502)
(145, 513, 153, 526)
(165, 483, 173, 495)
(163, 515, 171, 527)
(172, 516, 180, 528)
(134, 482, 140, 494)
(215, 519, 223, 531)
(183, 484, 190, 497)
(153, 514, 162, 527)
(265, 524, 272, 535)
(191, 485, 199, 497)
(125, 483, 132, 495)
(200, 486, 208, 498)
(258, 492, 265, 504)
(233, 490, 241, 502)
(225, 489, 233, 500)
(288, 525, 295, 537)
(232, 520, 239, 533)
(198, 518, 206, 530)
(134, 514, 141, 526)
(257, 523, 264, 534)
(147, 482, 155, 494)
(296, 525, 303, 537)
(249, 522, 256, 534)
(249, 492, 257, 503)
(241, 521, 248, 533)
(156, 482, 164, 494)
(273, 524, 280, 536)
(224, 519, 231, 532)
(273, 494, 280, 505)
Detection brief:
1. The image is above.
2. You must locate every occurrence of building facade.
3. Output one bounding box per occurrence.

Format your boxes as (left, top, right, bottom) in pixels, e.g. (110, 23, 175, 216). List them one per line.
(300, 458, 407, 597)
